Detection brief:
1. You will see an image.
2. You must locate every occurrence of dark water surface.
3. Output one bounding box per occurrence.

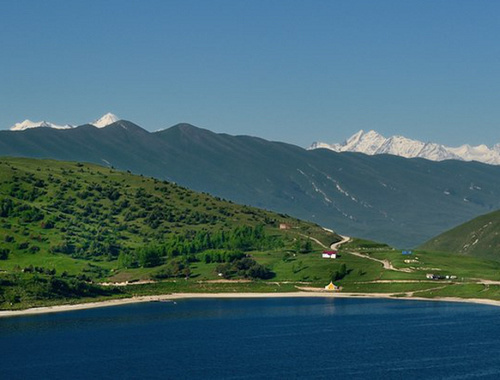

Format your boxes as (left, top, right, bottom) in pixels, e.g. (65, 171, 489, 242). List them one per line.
(2, 297, 500, 379)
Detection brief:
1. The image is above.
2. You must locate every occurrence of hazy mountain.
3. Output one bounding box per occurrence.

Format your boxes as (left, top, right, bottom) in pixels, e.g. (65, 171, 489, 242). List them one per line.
(420, 209, 500, 260)
(310, 130, 500, 165)
(2, 121, 500, 248)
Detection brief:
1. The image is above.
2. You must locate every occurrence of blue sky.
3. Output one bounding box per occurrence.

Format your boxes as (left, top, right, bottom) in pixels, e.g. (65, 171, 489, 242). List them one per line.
(1, 0, 499, 147)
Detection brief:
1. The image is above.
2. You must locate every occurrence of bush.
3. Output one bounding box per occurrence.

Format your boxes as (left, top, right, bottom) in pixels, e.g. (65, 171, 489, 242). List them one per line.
(153, 259, 186, 279)
(0, 248, 9, 260)
(137, 246, 163, 268)
(16, 242, 29, 250)
(29, 245, 40, 253)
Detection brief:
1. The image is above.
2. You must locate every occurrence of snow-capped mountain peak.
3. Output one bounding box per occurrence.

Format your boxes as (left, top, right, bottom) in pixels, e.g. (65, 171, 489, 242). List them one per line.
(7, 113, 120, 131)
(342, 130, 386, 155)
(9, 119, 73, 131)
(309, 130, 500, 165)
(91, 113, 119, 128)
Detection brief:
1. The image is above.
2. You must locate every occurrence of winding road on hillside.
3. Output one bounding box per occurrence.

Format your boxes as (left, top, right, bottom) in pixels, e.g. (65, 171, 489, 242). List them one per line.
(298, 233, 495, 285)
(330, 235, 412, 273)
(303, 233, 351, 250)
(330, 235, 351, 250)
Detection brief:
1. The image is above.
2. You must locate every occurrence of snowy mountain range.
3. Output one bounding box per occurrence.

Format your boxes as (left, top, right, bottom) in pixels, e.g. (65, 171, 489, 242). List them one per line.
(10, 120, 73, 131)
(309, 130, 500, 165)
(8, 113, 119, 131)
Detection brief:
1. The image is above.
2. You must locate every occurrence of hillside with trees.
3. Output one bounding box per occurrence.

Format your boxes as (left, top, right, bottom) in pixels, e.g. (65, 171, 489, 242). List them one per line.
(5, 158, 500, 310)
(0, 158, 340, 309)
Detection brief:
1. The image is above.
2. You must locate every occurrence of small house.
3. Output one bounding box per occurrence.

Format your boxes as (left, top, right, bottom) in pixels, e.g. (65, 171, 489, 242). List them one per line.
(324, 281, 339, 291)
(322, 250, 338, 259)
(279, 223, 291, 230)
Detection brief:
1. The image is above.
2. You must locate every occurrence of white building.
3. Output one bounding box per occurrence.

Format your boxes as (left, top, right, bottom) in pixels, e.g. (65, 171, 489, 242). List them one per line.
(322, 250, 337, 259)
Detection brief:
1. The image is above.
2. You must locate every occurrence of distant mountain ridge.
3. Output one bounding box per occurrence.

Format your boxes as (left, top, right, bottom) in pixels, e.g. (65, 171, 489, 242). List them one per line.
(309, 130, 500, 165)
(8, 113, 119, 131)
(2, 120, 500, 248)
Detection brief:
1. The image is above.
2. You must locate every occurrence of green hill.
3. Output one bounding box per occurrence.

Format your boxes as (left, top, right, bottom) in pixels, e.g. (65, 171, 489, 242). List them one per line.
(4, 158, 500, 311)
(420, 209, 500, 260)
(0, 157, 342, 309)
(2, 121, 500, 247)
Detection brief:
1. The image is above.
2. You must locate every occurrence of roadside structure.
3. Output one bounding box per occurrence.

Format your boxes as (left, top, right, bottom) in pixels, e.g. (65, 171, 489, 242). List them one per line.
(322, 250, 338, 259)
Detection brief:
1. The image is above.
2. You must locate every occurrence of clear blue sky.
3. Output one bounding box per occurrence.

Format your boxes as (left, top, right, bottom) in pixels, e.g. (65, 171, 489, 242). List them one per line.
(1, 0, 499, 147)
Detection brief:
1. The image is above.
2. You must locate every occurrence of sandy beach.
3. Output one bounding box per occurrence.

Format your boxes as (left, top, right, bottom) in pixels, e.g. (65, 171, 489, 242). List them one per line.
(1, 291, 500, 318)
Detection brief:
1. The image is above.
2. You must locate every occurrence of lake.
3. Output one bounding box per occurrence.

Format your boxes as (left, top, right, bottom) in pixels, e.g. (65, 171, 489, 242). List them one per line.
(2, 297, 500, 379)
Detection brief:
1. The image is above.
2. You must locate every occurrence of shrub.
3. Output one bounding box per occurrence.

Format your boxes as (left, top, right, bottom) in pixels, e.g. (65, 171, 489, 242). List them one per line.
(0, 248, 9, 260)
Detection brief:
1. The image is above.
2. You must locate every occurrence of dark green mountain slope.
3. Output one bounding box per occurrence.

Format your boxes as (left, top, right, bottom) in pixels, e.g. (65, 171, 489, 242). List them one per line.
(2, 122, 500, 247)
(420, 209, 500, 260)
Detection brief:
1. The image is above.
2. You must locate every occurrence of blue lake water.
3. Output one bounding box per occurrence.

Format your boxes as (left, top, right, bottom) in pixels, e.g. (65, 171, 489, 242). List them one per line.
(2, 297, 500, 379)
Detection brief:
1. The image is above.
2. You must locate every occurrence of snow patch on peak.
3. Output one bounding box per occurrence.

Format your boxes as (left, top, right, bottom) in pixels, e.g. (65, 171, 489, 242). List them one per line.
(331, 129, 386, 155)
(10, 119, 73, 131)
(448, 144, 500, 165)
(346, 129, 365, 144)
(91, 113, 120, 128)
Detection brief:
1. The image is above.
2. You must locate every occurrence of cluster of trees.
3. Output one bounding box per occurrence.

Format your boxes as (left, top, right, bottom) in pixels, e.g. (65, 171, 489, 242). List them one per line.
(0, 271, 121, 307)
(153, 259, 191, 279)
(182, 225, 283, 253)
(201, 250, 246, 263)
(8, 177, 47, 202)
(117, 225, 282, 269)
(114, 226, 277, 281)
(216, 257, 273, 280)
(45, 277, 117, 298)
(22, 265, 56, 275)
(49, 237, 121, 261)
(0, 198, 44, 223)
(294, 239, 313, 254)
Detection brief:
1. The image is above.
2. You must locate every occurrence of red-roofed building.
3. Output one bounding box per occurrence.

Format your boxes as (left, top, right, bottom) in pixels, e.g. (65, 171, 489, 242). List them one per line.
(322, 250, 338, 259)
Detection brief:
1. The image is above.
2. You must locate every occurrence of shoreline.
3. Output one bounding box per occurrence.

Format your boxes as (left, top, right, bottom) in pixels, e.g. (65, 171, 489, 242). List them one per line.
(2, 291, 500, 318)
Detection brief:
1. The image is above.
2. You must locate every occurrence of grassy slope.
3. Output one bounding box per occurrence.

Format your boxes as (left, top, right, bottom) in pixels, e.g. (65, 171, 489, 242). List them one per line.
(118, 239, 500, 303)
(0, 157, 341, 309)
(419, 209, 500, 260)
(2, 157, 500, 311)
(338, 239, 500, 299)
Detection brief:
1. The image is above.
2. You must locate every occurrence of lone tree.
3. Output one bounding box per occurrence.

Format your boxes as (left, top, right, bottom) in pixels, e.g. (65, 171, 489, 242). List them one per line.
(303, 240, 313, 253)
(331, 263, 348, 281)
